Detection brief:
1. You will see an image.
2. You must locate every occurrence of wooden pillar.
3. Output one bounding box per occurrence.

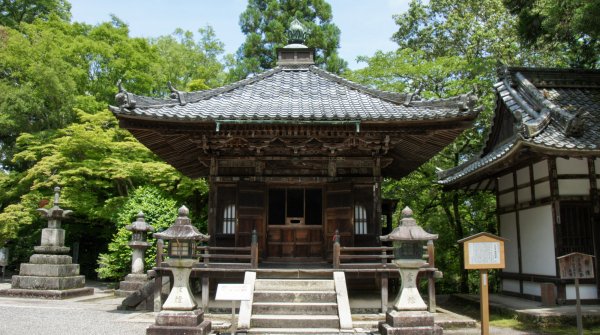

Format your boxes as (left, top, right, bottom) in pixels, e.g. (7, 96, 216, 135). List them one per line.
(480, 269, 490, 335)
(333, 230, 340, 269)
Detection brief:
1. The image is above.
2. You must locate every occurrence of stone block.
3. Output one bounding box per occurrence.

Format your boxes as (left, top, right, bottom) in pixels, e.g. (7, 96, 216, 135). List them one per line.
(19, 263, 79, 277)
(29, 254, 72, 264)
(146, 320, 211, 335)
(386, 310, 435, 327)
(11, 275, 85, 290)
(124, 273, 148, 282)
(118, 281, 146, 292)
(40, 228, 65, 247)
(379, 321, 443, 335)
(33, 246, 70, 254)
(0, 287, 93, 299)
(156, 310, 205, 327)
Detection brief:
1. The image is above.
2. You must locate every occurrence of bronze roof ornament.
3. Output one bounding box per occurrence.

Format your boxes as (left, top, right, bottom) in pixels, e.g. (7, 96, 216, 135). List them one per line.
(287, 18, 308, 45)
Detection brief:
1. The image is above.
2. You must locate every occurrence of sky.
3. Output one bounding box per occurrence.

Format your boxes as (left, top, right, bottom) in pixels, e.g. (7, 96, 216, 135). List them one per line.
(68, 0, 409, 70)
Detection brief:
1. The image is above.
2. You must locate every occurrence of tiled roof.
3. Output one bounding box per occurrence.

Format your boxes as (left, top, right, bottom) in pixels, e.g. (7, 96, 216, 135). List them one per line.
(438, 67, 600, 187)
(110, 65, 477, 122)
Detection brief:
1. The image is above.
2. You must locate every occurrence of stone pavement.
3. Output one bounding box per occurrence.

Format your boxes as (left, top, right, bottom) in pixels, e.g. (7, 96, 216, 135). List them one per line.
(0, 278, 550, 334)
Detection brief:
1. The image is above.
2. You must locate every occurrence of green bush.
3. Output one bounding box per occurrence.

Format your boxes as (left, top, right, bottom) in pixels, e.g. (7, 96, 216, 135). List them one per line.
(96, 186, 178, 280)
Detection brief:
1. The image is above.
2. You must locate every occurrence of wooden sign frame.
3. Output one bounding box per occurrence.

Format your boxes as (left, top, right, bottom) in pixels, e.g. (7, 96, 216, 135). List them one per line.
(458, 232, 506, 270)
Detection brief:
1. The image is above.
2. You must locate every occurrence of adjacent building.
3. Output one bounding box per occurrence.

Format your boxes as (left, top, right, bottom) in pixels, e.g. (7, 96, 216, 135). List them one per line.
(439, 67, 600, 302)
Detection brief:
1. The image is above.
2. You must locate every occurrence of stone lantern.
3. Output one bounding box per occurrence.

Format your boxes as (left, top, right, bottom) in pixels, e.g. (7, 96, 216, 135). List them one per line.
(379, 206, 442, 335)
(116, 212, 154, 296)
(0, 186, 93, 298)
(147, 205, 211, 335)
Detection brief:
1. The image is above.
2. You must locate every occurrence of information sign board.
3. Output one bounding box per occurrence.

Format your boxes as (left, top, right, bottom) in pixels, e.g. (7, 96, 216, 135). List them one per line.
(558, 253, 595, 280)
(459, 232, 506, 270)
(215, 284, 252, 301)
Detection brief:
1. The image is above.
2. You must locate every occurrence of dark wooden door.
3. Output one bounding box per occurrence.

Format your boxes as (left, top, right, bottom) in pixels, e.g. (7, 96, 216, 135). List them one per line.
(237, 182, 265, 253)
(325, 182, 354, 256)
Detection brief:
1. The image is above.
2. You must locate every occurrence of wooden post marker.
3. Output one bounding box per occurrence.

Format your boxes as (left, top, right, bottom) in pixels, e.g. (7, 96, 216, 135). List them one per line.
(458, 233, 507, 335)
(557, 252, 595, 335)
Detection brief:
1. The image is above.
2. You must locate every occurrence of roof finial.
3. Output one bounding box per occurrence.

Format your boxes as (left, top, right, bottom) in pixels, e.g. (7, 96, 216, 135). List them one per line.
(288, 18, 308, 45)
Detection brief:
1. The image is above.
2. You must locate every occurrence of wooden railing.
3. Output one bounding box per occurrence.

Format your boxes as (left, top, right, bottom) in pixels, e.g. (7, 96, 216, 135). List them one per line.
(155, 229, 259, 269)
(331, 230, 441, 313)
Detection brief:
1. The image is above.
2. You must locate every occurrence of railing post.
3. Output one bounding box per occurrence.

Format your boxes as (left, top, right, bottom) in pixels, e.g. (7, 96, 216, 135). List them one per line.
(251, 229, 258, 269)
(427, 240, 436, 313)
(156, 238, 164, 267)
(203, 246, 209, 267)
(381, 247, 389, 313)
(333, 229, 340, 269)
(154, 239, 164, 312)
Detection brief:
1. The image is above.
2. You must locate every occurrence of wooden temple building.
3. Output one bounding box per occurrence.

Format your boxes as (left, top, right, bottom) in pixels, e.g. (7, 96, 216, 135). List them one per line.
(439, 67, 600, 303)
(110, 23, 478, 268)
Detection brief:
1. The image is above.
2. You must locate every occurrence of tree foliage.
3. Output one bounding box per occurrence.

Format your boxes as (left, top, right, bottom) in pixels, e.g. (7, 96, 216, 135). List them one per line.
(230, 0, 347, 81)
(97, 186, 181, 281)
(0, 0, 71, 28)
(504, 0, 600, 68)
(349, 0, 565, 293)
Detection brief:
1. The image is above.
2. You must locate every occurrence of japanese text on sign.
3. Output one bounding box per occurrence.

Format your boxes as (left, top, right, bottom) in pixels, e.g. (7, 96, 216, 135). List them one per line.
(468, 242, 501, 265)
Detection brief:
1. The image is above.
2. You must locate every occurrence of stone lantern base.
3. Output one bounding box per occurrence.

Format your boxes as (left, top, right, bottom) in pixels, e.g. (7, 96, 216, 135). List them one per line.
(0, 252, 93, 299)
(146, 309, 211, 335)
(116, 273, 149, 297)
(378, 310, 443, 335)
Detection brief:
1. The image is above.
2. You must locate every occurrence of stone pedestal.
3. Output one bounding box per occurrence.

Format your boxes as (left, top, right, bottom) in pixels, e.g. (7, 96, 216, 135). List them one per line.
(147, 309, 211, 335)
(379, 310, 443, 335)
(116, 273, 149, 297)
(1, 253, 93, 299)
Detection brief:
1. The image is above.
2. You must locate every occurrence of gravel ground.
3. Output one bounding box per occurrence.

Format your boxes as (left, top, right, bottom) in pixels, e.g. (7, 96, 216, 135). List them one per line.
(0, 294, 152, 335)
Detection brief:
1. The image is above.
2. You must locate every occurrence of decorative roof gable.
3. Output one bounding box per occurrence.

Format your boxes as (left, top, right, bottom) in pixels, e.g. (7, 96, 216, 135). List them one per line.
(438, 67, 600, 189)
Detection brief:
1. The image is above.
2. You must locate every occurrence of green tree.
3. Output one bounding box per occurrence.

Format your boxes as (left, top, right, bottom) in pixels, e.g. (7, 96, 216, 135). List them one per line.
(0, 0, 71, 28)
(0, 109, 208, 275)
(97, 186, 181, 281)
(504, 0, 599, 68)
(150, 26, 225, 92)
(230, 0, 347, 81)
(350, 0, 565, 293)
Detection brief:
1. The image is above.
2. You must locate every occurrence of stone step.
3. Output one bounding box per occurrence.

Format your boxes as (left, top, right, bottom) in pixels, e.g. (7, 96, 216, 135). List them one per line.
(251, 314, 340, 329)
(254, 279, 334, 291)
(252, 302, 338, 315)
(253, 290, 337, 303)
(248, 328, 343, 335)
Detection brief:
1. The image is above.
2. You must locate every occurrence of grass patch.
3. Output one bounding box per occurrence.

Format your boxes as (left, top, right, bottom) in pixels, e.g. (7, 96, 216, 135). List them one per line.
(439, 296, 600, 334)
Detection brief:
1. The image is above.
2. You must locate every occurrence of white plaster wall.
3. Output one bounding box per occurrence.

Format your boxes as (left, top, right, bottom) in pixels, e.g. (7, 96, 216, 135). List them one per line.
(502, 279, 520, 294)
(534, 181, 551, 199)
(566, 284, 598, 300)
(518, 187, 531, 203)
(498, 173, 514, 191)
(523, 282, 542, 297)
(558, 179, 590, 196)
(595, 158, 600, 176)
(519, 205, 556, 276)
(556, 157, 588, 175)
(499, 212, 519, 273)
(499, 192, 515, 208)
(533, 160, 549, 180)
(517, 167, 530, 185)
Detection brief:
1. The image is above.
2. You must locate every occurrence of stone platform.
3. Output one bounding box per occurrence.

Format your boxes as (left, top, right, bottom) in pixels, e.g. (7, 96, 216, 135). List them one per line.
(0, 253, 93, 299)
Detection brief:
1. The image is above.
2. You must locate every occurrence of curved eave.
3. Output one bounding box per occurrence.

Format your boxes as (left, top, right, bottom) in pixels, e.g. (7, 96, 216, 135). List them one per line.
(438, 138, 600, 190)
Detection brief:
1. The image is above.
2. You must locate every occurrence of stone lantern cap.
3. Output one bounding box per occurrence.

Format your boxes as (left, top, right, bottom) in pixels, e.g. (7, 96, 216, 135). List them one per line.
(126, 212, 154, 233)
(37, 187, 73, 220)
(153, 206, 209, 241)
(380, 206, 438, 242)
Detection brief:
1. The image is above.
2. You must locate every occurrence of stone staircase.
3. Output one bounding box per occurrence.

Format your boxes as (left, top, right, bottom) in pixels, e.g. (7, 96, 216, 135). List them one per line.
(238, 272, 352, 334)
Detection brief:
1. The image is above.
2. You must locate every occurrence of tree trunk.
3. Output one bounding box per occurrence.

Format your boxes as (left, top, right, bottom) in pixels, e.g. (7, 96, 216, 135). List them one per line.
(452, 191, 469, 293)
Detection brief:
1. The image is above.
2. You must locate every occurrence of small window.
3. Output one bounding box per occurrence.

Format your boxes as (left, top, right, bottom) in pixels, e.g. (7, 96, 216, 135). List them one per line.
(223, 204, 236, 234)
(355, 205, 368, 235)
